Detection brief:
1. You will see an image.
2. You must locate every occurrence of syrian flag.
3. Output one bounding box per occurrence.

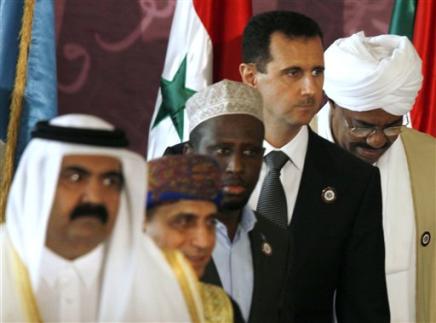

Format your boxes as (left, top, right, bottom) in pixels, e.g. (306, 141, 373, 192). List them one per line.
(147, 0, 252, 159)
(389, 0, 436, 137)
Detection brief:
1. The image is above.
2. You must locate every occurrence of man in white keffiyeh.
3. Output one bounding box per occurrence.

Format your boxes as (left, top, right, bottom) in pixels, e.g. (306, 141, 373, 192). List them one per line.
(0, 114, 195, 322)
(317, 32, 436, 323)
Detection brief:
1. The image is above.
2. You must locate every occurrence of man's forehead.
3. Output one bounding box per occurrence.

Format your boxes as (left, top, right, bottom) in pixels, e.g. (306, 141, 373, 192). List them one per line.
(158, 199, 217, 215)
(60, 154, 122, 171)
(268, 33, 324, 63)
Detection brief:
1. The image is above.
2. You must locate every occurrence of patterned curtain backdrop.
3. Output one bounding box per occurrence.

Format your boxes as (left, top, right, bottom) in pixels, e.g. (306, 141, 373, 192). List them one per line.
(56, 0, 394, 155)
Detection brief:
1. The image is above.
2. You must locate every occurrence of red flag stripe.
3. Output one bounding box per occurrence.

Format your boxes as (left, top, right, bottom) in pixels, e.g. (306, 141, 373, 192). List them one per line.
(411, 0, 436, 137)
(193, 0, 252, 82)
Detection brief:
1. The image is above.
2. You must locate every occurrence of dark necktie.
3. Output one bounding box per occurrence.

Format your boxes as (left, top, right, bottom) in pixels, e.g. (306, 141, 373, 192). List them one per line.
(256, 151, 289, 228)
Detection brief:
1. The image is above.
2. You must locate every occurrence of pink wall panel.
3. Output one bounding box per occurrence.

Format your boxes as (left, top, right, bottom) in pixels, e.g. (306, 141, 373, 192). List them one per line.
(56, 0, 394, 155)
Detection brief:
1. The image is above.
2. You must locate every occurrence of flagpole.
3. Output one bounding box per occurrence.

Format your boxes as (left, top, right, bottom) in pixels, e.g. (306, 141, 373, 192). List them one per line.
(0, 0, 36, 223)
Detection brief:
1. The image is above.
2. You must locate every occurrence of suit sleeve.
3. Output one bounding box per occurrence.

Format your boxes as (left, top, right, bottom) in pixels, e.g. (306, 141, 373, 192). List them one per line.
(335, 167, 390, 323)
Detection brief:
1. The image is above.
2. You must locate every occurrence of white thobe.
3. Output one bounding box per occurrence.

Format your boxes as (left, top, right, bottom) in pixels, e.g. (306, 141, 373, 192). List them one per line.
(36, 245, 103, 322)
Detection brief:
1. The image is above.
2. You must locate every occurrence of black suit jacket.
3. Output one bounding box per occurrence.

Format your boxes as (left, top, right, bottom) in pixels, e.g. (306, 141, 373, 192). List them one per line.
(281, 129, 389, 323)
(202, 213, 289, 323)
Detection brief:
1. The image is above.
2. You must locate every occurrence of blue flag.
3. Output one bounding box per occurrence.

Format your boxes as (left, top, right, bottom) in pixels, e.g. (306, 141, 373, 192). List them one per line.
(0, 0, 57, 161)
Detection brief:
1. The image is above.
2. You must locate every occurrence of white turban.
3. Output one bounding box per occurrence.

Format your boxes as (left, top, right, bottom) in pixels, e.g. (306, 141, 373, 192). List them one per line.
(324, 31, 423, 116)
(3, 114, 193, 322)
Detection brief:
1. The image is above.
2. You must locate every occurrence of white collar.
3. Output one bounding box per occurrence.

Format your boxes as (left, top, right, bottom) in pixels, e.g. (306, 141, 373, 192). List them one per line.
(239, 205, 257, 232)
(216, 205, 257, 236)
(263, 125, 308, 170)
(40, 244, 104, 289)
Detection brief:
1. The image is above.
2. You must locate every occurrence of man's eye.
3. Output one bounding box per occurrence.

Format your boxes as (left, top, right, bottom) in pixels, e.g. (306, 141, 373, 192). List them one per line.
(215, 147, 231, 156)
(61, 171, 82, 183)
(206, 217, 217, 229)
(69, 173, 81, 182)
(287, 69, 300, 77)
(243, 147, 262, 157)
(171, 216, 194, 229)
(102, 175, 123, 189)
(312, 68, 324, 76)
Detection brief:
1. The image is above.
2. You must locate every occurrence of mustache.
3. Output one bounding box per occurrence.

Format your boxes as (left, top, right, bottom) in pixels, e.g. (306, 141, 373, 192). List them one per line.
(70, 203, 108, 224)
(222, 176, 247, 188)
(294, 97, 316, 107)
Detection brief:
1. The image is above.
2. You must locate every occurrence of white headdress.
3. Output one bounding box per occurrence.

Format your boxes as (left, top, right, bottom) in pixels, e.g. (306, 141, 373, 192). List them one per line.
(4, 114, 191, 321)
(324, 31, 423, 116)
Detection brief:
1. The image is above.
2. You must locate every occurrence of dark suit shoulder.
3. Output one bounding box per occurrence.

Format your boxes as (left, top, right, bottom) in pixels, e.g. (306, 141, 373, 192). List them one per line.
(163, 141, 187, 156)
(307, 129, 379, 180)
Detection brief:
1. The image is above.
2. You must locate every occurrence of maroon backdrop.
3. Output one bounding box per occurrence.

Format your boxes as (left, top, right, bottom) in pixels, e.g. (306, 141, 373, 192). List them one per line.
(56, 0, 394, 155)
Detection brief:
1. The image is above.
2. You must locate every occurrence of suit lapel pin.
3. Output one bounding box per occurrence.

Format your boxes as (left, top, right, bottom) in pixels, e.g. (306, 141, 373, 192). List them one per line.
(421, 231, 431, 247)
(321, 186, 337, 204)
(262, 242, 272, 256)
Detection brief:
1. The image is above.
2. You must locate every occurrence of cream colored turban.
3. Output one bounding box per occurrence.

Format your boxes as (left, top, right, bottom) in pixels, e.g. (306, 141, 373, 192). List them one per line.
(186, 79, 263, 133)
(324, 31, 423, 116)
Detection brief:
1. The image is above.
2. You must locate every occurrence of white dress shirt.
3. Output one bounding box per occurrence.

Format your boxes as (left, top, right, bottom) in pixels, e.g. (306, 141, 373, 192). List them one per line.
(36, 245, 103, 322)
(249, 126, 308, 224)
(212, 206, 257, 322)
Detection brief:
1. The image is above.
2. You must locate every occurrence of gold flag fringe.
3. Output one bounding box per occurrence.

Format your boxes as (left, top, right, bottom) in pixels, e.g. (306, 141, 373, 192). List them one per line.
(0, 0, 36, 223)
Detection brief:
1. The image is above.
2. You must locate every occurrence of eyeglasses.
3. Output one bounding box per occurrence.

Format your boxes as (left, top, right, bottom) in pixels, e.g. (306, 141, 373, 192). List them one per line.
(343, 115, 408, 139)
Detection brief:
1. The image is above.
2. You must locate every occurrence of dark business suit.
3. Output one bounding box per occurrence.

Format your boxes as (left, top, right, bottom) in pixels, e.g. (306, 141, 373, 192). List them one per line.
(202, 213, 289, 323)
(281, 129, 389, 323)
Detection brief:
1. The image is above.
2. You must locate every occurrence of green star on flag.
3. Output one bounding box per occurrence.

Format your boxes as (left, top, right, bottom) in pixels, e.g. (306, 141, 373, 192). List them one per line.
(147, 0, 251, 159)
(152, 56, 195, 140)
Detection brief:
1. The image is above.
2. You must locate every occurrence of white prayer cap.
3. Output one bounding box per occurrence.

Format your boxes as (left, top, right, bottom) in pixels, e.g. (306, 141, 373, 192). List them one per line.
(186, 79, 263, 133)
(324, 31, 423, 116)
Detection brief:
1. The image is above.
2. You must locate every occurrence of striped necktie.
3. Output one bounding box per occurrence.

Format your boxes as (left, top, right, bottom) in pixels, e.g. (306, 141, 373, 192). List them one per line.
(256, 151, 289, 228)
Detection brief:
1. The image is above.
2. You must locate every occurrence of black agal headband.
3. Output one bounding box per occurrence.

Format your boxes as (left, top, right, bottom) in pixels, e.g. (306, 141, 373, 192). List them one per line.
(31, 120, 129, 148)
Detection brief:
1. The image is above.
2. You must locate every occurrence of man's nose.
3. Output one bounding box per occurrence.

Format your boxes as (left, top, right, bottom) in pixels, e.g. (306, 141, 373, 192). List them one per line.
(301, 76, 316, 96)
(192, 225, 215, 250)
(226, 153, 243, 173)
(82, 179, 104, 203)
(366, 129, 388, 149)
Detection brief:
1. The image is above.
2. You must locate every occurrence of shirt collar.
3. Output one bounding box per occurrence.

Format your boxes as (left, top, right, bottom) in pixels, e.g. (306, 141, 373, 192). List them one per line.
(263, 125, 308, 170)
(40, 244, 104, 288)
(215, 205, 257, 236)
(239, 205, 257, 232)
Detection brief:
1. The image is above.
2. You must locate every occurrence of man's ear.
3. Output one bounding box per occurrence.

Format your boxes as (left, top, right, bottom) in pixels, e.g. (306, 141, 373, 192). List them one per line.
(239, 63, 257, 88)
(183, 142, 193, 155)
